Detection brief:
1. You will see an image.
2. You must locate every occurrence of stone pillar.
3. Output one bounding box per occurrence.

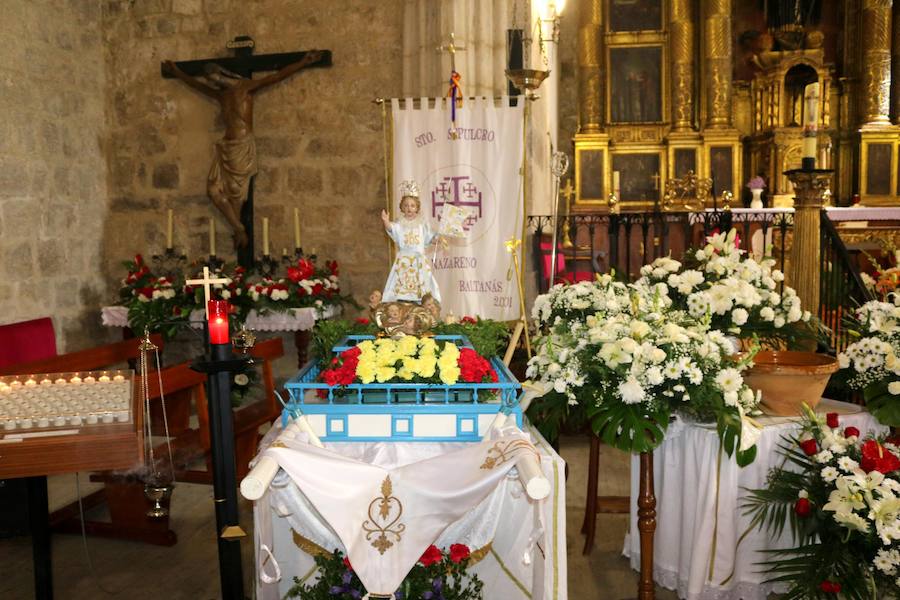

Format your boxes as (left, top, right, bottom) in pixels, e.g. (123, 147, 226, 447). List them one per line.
(670, 0, 694, 131)
(577, 0, 602, 133)
(861, 0, 893, 127)
(704, 0, 732, 129)
(891, 0, 900, 123)
(786, 169, 832, 317)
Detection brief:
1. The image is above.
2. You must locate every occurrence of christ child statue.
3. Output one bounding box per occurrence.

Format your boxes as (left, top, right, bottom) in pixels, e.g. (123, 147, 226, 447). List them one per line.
(380, 180, 442, 304)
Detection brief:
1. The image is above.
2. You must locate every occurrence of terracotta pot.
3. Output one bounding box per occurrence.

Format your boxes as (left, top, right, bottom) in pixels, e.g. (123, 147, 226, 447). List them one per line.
(743, 351, 839, 416)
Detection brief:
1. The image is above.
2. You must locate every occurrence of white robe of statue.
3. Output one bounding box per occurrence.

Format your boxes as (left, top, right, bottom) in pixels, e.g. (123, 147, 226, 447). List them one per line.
(382, 218, 441, 303)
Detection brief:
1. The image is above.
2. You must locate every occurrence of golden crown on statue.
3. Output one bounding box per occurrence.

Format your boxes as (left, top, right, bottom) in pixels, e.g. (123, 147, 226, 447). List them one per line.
(398, 180, 420, 198)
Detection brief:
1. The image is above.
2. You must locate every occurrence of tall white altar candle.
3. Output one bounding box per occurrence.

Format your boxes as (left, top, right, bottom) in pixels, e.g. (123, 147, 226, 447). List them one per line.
(293, 208, 301, 249)
(802, 82, 819, 162)
(166, 209, 173, 249)
(209, 217, 216, 256)
(262, 217, 270, 256)
(613, 171, 621, 197)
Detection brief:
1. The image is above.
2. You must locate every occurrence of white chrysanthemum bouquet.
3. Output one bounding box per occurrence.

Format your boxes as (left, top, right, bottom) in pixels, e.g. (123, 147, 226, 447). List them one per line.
(637, 229, 812, 347)
(527, 273, 760, 464)
(839, 295, 900, 426)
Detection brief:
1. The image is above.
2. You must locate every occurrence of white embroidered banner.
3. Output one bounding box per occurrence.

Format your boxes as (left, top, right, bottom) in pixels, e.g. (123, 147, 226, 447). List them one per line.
(391, 97, 524, 320)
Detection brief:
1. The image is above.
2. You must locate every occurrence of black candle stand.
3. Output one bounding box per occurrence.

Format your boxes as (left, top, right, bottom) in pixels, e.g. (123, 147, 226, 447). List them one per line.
(191, 344, 252, 600)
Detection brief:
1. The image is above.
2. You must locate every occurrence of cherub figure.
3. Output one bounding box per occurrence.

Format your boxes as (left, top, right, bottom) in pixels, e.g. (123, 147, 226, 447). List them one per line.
(380, 180, 442, 303)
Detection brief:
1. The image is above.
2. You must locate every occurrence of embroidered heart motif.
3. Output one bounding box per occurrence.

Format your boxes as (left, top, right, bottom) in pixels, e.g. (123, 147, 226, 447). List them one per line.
(362, 476, 406, 554)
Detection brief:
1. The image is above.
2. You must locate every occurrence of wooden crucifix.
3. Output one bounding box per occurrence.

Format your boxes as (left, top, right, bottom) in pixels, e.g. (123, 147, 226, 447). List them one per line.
(162, 36, 332, 268)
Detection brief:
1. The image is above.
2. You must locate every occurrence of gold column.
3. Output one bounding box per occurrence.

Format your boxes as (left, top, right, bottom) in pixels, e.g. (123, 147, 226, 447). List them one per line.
(892, 0, 900, 123)
(577, 0, 602, 133)
(861, 0, 893, 127)
(670, 0, 694, 131)
(704, 0, 732, 129)
(786, 169, 832, 317)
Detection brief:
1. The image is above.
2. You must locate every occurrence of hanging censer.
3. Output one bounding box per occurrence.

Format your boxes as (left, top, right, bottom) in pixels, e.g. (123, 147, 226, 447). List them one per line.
(140, 328, 177, 518)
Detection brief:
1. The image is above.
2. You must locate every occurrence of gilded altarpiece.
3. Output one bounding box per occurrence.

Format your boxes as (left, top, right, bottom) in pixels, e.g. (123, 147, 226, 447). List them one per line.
(746, 48, 835, 207)
(574, 0, 743, 211)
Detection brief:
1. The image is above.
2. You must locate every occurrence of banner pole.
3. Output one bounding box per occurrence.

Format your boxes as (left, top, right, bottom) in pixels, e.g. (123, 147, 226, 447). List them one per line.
(376, 98, 393, 264)
(520, 96, 531, 356)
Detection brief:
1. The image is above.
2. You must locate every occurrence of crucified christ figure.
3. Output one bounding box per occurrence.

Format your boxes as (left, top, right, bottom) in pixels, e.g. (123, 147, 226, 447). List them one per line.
(163, 51, 323, 248)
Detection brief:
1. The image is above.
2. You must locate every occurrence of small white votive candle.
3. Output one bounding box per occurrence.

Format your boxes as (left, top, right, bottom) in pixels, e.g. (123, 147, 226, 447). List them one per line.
(55, 378, 66, 385)
(24, 379, 36, 387)
(53, 416, 66, 427)
(37, 417, 50, 428)
(86, 414, 98, 425)
(101, 413, 114, 424)
(18, 418, 32, 428)
(70, 376, 82, 385)
(98, 375, 110, 383)
(112, 374, 125, 382)
(40, 378, 52, 386)
(69, 415, 82, 426)
(115, 411, 129, 423)
(83, 376, 96, 384)
(10, 381, 22, 388)
(3, 420, 15, 431)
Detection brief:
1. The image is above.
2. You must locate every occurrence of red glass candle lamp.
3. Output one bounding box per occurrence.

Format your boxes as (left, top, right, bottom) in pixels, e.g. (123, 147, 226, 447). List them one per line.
(207, 300, 230, 345)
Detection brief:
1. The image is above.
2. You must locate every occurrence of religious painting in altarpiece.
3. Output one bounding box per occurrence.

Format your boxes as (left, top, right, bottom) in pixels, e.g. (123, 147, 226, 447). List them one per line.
(612, 153, 661, 204)
(608, 46, 664, 124)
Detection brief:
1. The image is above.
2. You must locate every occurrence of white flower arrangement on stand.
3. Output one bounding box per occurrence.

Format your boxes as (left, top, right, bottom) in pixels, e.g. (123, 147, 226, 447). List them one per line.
(839, 295, 900, 426)
(636, 229, 812, 348)
(527, 273, 761, 464)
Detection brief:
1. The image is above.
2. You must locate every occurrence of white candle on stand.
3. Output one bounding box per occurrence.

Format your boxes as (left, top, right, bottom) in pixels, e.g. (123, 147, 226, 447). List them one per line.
(262, 217, 270, 256)
(166, 209, 173, 249)
(613, 171, 621, 197)
(802, 82, 819, 164)
(293, 208, 301, 249)
(209, 218, 216, 256)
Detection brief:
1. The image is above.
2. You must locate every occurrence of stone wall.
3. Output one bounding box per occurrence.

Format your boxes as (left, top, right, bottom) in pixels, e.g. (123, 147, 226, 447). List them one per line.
(101, 0, 404, 311)
(0, 0, 110, 351)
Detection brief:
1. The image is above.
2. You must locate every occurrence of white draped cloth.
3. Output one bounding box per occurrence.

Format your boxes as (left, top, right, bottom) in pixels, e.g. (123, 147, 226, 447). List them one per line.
(623, 399, 888, 600)
(100, 305, 337, 332)
(254, 424, 567, 600)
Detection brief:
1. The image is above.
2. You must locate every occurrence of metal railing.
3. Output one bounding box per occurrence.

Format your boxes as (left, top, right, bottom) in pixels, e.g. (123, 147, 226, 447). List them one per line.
(819, 213, 874, 353)
(527, 208, 794, 292)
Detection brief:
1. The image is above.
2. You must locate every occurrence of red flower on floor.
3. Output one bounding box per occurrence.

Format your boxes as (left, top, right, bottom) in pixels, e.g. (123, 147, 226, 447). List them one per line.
(419, 545, 442, 567)
(449, 544, 471, 564)
(860, 440, 900, 474)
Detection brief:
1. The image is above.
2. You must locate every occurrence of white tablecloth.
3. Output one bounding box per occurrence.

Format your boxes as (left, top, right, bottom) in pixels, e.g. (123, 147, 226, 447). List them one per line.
(254, 423, 567, 600)
(624, 399, 888, 600)
(100, 305, 337, 332)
